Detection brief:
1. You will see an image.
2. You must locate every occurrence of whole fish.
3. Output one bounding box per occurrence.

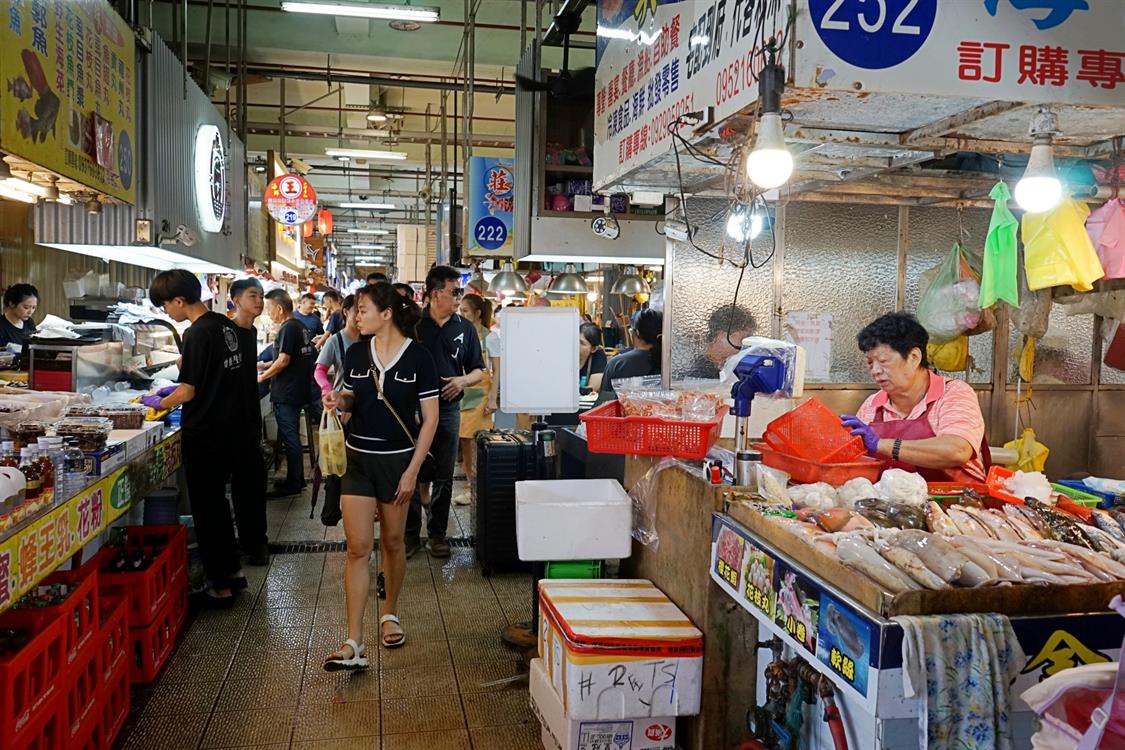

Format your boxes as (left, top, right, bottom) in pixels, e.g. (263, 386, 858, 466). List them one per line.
(879, 545, 948, 590)
(946, 537, 1017, 582)
(836, 536, 922, 594)
(825, 603, 865, 655)
(854, 498, 928, 530)
(890, 530, 968, 583)
(1007, 504, 1052, 540)
(1001, 505, 1042, 540)
(814, 507, 859, 533)
(1024, 499, 1092, 549)
(959, 487, 985, 508)
(947, 506, 994, 539)
(1092, 509, 1125, 545)
(1109, 510, 1125, 536)
(977, 509, 1025, 542)
(1079, 525, 1125, 555)
(1031, 539, 1125, 581)
(925, 501, 960, 535)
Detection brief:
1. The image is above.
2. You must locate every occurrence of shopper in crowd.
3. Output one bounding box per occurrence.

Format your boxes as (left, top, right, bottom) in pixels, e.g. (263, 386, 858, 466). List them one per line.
(483, 306, 506, 427)
(842, 312, 989, 482)
(314, 294, 359, 525)
(685, 306, 757, 378)
(598, 308, 663, 402)
(405, 265, 485, 558)
(143, 270, 246, 607)
(322, 290, 345, 337)
(294, 292, 325, 338)
(322, 283, 439, 665)
(393, 283, 415, 300)
(454, 293, 494, 502)
(0, 283, 38, 353)
(366, 272, 389, 284)
(259, 289, 318, 497)
(228, 279, 269, 566)
(578, 322, 607, 395)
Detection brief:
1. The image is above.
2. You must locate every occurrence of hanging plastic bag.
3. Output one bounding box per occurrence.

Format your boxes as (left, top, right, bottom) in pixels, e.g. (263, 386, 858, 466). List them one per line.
(1022, 196, 1106, 292)
(1018, 336, 1037, 382)
(1085, 197, 1125, 280)
(1008, 262, 1052, 338)
(927, 336, 968, 372)
(1003, 428, 1049, 472)
(917, 243, 983, 343)
(980, 182, 1020, 308)
(319, 409, 347, 477)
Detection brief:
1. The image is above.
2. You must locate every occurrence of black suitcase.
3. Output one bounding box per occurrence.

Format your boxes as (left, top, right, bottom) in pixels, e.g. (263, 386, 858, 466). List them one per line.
(474, 430, 536, 576)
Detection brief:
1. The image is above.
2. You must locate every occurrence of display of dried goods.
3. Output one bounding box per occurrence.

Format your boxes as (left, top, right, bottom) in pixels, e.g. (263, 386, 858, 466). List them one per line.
(54, 417, 113, 452)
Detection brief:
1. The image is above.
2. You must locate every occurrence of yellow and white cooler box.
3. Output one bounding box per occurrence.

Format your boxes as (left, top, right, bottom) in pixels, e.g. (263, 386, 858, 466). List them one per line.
(537, 579, 703, 720)
(530, 657, 676, 750)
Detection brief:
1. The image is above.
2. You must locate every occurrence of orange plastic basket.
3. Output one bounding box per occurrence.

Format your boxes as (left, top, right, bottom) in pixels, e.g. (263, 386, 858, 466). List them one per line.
(757, 444, 883, 487)
(580, 400, 728, 460)
(762, 397, 865, 463)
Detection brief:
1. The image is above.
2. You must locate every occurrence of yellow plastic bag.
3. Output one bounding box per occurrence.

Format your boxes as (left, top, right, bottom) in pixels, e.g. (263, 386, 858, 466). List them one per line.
(319, 409, 347, 477)
(1018, 336, 1036, 382)
(1003, 427, 1049, 473)
(928, 336, 968, 372)
(1022, 197, 1106, 292)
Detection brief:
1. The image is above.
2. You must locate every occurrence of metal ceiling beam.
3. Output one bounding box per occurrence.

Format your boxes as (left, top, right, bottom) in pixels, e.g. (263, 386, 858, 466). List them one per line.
(245, 122, 514, 148)
(198, 61, 516, 95)
(901, 101, 1026, 143)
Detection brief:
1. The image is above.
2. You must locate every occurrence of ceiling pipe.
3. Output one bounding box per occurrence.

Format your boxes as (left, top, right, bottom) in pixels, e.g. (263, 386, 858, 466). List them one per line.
(244, 121, 514, 148)
(195, 60, 515, 95)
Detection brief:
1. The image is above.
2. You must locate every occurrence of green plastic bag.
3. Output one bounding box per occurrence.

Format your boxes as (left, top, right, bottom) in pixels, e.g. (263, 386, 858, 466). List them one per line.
(979, 182, 1020, 308)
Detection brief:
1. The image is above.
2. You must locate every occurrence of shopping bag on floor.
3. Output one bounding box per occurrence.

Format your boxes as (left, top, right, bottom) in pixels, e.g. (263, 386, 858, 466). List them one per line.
(319, 409, 347, 477)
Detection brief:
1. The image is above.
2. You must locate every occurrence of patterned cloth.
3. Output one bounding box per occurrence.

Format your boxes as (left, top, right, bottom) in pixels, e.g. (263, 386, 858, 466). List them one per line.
(894, 613, 1026, 750)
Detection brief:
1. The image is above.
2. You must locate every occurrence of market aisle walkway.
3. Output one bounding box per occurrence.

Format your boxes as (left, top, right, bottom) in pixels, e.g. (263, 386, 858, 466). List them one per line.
(115, 482, 540, 749)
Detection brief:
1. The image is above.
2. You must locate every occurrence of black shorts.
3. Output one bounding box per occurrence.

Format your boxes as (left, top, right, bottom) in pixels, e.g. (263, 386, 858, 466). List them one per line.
(340, 448, 412, 503)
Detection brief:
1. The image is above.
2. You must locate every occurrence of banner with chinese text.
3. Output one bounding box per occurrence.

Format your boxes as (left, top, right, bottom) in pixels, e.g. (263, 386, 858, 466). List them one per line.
(468, 156, 515, 256)
(0, 0, 137, 202)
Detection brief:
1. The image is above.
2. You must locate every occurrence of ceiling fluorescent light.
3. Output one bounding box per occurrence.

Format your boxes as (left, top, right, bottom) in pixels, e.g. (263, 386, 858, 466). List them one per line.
(281, 1, 438, 21)
(40, 243, 240, 274)
(522, 252, 665, 266)
(325, 148, 408, 161)
(337, 202, 396, 210)
(348, 228, 390, 235)
(0, 183, 37, 203)
(4, 177, 51, 198)
(349, 244, 387, 250)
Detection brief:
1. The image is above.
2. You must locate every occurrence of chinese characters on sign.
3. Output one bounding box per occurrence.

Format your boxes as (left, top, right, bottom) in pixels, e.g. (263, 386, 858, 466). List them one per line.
(467, 157, 514, 254)
(264, 174, 318, 226)
(958, 41, 1124, 89)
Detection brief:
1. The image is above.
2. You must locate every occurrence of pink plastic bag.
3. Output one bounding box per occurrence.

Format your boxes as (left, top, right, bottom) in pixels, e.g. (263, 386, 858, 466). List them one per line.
(1086, 198, 1125, 280)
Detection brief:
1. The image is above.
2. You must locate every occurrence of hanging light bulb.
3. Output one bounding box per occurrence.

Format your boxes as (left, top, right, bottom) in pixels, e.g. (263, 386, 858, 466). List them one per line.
(490, 261, 528, 295)
(725, 202, 764, 243)
(745, 53, 792, 190)
(1014, 108, 1063, 214)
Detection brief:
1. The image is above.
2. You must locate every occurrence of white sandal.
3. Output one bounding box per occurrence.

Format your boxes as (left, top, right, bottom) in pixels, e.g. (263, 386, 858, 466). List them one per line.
(380, 614, 406, 649)
(324, 638, 369, 671)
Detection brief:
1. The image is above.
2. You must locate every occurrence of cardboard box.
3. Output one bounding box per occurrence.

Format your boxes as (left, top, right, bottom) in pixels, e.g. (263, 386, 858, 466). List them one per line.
(109, 429, 148, 460)
(141, 421, 164, 448)
(84, 441, 126, 476)
(538, 579, 702, 720)
(530, 658, 676, 750)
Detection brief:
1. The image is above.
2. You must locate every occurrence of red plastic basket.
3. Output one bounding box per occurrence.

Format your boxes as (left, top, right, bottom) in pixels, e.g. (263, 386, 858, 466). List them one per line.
(757, 444, 883, 487)
(985, 466, 1093, 521)
(8, 694, 63, 750)
(100, 656, 130, 749)
(30, 557, 100, 665)
(98, 595, 129, 685)
(580, 400, 729, 460)
(127, 571, 186, 684)
(62, 638, 101, 745)
(96, 524, 187, 627)
(762, 397, 864, 463)
(0, 610, 66, 749)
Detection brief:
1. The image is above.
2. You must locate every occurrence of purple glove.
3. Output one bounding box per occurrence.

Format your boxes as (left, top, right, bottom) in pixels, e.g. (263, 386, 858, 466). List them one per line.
(140, 394, 164, 410)
(841, 415, 879, 456)
(155, 385, 177, 397)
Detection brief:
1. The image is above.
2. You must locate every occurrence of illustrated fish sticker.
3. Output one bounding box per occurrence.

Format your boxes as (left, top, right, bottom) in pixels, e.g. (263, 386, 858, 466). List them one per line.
(825, 603, 864, 656)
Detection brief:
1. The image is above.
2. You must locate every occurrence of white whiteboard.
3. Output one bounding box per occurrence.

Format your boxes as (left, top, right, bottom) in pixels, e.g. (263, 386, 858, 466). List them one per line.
(499, 307, 579, 413)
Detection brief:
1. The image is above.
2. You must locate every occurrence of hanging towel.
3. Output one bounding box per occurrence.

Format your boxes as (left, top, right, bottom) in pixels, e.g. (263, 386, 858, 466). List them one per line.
(1085, 198, 1125, 280)
(980, 182, 1020, 308)
(1022, 197, 1106, 292)
(894, 613, 1026, 750)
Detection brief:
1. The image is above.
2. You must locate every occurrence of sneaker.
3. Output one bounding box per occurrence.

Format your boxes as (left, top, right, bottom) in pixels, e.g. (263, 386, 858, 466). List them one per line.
(426, 536, 451, 559)
(405, 536, 422, 559)
(452, 490, 471, 506)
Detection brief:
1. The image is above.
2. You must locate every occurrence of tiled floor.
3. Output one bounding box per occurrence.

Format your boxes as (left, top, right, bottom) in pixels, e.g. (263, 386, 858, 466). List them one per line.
(116, 482, 540, 750)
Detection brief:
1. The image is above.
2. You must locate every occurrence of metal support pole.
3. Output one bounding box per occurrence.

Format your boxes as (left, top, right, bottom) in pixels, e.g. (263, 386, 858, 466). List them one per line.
(181, 0, 188, 98)
(280, 78, 287, 162)
(202, 0, 214, 91)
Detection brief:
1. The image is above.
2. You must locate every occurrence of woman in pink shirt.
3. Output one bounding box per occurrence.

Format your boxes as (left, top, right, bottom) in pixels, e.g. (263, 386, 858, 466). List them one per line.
(841, 313, 988, 482)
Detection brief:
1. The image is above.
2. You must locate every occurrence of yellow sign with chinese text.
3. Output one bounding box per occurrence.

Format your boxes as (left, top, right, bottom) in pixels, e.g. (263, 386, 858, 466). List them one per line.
(0, 0, 136, 202)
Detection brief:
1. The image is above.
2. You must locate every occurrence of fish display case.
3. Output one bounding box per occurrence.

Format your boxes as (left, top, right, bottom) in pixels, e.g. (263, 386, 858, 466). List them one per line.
(709, 503, 1124, 747)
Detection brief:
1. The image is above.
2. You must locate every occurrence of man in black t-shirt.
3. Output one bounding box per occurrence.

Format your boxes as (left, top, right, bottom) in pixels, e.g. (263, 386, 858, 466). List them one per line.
(259, 289, 317, 496)
(142, 270, 246, 607)
(229, 279, 269, 565)
(406, 265, 485, 558)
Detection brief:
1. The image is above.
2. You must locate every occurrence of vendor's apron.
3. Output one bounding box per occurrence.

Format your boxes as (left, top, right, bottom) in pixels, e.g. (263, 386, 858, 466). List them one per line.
(869, 398, 990, 484)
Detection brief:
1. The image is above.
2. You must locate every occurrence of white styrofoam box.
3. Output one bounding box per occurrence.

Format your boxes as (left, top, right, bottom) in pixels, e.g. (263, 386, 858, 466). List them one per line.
(141, 421, 165, 448)
(515, 479, 632, 561)
(110, 429, 149, 460)
(538, 579, 703, 720)
(530, 658, 676, 750)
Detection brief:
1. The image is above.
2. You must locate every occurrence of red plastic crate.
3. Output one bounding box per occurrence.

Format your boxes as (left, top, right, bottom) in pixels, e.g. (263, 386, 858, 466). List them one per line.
(762, 397, 865, 463)
(97, 523, 187, 627)
(985, 466, 1094, 521)
(757, 443, 883, 486)
(69, 709, 102, 750)
(100, 656, 130, 749)
(9, 694, 63, 750)
(127, 583, 181, 684)
(0, 609, 66, 749)
(98, 595, 129, 685)
(62, 639, 101, 745)
(28, 557, 100, 665)
(580, 400, 729, 460)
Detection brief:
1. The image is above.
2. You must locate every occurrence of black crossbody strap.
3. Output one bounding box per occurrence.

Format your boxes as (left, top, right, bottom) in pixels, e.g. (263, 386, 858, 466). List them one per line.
(369, 338, 416, 447)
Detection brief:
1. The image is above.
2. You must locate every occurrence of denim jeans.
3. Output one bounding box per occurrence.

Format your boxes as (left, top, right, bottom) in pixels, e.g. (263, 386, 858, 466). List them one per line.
(272, 401, 306, 489)
(406, 405, 460, 541)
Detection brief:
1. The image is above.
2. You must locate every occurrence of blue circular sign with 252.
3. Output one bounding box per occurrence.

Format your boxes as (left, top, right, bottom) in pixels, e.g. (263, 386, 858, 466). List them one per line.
(474, 216, 507, 250)
(809, 0, 938, 70)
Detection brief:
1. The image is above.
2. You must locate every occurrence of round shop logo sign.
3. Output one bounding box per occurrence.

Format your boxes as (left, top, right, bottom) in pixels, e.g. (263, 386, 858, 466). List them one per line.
(194, 124, 227, 233)
(644, 724, 673, 741)
(809, 0, 937, 70)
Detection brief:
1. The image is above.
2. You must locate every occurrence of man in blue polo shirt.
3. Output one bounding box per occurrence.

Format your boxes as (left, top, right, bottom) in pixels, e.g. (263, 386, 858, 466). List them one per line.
(406, 265, 485, 558)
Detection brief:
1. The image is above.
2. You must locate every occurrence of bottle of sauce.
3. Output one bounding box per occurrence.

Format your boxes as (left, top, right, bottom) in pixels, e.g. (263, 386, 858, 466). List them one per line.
(0, 441, 18, 470)
(20, 447, 41, 501)
(35, 444, 54, 495)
